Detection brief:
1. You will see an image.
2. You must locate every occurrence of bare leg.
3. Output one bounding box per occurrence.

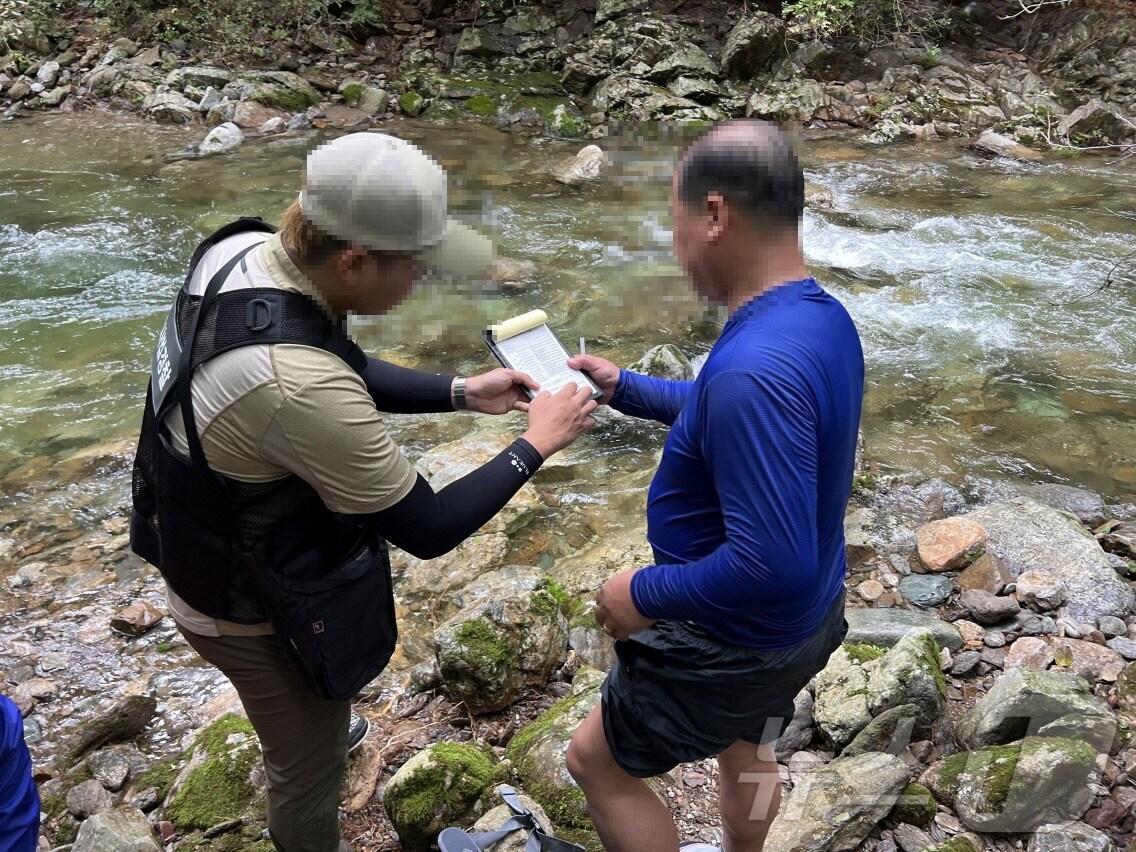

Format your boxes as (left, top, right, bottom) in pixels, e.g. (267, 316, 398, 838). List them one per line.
(716, 739, 782, 852)
(566, 706, 680, 852)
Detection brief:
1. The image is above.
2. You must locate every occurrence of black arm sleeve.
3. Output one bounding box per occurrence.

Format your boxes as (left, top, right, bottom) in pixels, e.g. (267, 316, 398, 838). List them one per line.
(360, 356, 455, 413)
(367, 438, 544, 559)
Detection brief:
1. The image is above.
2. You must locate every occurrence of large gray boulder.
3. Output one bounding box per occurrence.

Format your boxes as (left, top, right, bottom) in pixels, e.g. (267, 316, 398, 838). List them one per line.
(165, 66, 235, 91)
(1058, 99, 1134, 145)
(954, 667, 1115, 750)
(921, 737, 1098, 833)
(865, 630, 946, 730)
(1022, 484, 1109, 527)
(811, 645, 872, 750)
(965, 499, 1134, 623)
(73, 806, 159, 852)
(198, 122, 243, 156)
(763, 752, 911, 850)
(720, 13, 785, 80)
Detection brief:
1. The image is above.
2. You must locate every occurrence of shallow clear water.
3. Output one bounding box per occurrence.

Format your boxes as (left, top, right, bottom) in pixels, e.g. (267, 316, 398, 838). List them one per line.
(1, 113, 1134, 512)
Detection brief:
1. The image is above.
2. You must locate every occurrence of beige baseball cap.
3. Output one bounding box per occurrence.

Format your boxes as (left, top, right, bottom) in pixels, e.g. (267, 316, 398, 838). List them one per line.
(299, 132, 494, 277)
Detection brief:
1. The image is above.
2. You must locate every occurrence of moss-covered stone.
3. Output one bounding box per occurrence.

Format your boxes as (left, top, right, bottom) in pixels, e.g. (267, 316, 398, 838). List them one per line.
(133, 755, 180, 803)
(382, 742, 504, 852)
(890, 782, 937, 826)
(506, 668, 604, 832)
(922, 736, 1098, 832)
(166, 715, 261, 831)
(924, 839, 979, 852)
(340, 82, 364, 106)
(399, 91, 426, 116)
(465, 94, 499, 116)
(844, 642, 887, 664)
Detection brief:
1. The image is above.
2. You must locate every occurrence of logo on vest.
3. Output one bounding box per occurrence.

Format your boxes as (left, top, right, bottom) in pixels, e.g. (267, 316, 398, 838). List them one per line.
(312, 620, 325, 635)
(155, 328, 173, 391)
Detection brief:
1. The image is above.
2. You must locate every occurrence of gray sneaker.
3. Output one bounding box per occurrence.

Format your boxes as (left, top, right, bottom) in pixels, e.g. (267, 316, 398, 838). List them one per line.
(347, 711, 369, 754)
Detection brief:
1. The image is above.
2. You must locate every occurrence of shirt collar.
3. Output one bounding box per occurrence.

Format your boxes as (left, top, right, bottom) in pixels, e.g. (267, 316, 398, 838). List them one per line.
(258, 232, 340, 319)
(724, 277, 818, 331)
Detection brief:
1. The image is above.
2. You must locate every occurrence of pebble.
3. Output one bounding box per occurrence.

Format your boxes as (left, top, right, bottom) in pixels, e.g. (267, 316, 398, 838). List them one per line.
(984, 631, 1006, 648)
(950, 650, 981, 675)
(1106, 637, 1136, 660)
(857, 579, 886, 602)
(1098, 616, 1127, 638)
(110, 601, 165, 637)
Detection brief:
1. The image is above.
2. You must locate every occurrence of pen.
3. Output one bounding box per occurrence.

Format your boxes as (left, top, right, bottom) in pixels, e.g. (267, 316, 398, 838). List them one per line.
(579, 337, 586, 356)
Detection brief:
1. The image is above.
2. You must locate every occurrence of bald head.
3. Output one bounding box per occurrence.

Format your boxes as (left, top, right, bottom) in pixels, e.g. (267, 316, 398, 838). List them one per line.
(675, 120, 804, 230)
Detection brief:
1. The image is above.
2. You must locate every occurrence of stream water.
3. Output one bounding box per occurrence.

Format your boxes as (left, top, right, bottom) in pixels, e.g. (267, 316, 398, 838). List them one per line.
(1, 113, 1134, 765)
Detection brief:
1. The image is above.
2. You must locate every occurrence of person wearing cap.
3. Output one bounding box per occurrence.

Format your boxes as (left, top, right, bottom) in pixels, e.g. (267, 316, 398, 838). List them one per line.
(149, 132, 598, 852)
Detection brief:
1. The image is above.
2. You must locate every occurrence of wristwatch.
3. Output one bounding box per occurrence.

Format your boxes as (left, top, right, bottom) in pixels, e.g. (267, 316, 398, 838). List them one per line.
(452, 376, 468, 410)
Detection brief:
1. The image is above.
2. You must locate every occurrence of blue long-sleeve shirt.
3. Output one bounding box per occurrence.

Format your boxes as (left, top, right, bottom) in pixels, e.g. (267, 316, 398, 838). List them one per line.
(618, 278, 864, 650)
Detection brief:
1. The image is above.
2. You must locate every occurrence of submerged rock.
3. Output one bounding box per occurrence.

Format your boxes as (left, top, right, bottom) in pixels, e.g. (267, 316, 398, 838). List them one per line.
(552, 144, 610, 185)
(627, 344, 693, 381)
(383, 742, 503, 852)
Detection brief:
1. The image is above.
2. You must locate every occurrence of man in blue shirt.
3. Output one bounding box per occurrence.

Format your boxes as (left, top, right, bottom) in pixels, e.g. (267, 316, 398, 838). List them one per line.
(564, 121, 863, 852)
(0, 695, 40, 852)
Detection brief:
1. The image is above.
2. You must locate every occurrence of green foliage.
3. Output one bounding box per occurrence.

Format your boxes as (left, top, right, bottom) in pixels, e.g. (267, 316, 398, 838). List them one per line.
(782, 0, 947, 46)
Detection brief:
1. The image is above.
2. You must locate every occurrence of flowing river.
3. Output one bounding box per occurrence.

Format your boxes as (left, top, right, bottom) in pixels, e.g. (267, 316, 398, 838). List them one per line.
(2, 113, 1134, 511)
(1, 108, 1135, 784)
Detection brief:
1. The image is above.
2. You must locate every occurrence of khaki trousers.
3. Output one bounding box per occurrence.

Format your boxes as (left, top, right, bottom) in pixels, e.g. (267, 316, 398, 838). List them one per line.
(179, 627, 353, 852)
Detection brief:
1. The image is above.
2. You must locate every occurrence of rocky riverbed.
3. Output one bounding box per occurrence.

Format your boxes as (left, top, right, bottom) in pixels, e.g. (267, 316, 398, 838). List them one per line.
(1, 0, 1134, 159)
(3, 392, 1136, 851)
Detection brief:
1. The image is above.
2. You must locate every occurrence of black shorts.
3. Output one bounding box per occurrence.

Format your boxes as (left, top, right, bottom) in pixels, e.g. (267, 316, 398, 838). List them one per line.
(600, 592, 848, 778)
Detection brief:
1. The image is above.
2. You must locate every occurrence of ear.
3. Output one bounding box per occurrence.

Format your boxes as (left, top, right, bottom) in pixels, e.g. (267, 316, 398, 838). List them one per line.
(333, 246, 371, 282)
(705, 192, 727, 243)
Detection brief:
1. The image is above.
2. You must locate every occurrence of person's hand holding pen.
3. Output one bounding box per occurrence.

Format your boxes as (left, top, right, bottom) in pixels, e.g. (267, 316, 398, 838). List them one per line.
(567, 339, 620, 405)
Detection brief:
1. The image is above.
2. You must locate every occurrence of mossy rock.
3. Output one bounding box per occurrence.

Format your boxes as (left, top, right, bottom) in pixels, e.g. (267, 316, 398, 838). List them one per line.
(434, 577, 569, 714)
(382, 742, 505, 852)
(844, 642, 887, 665)
(865, 629, 946, 731)
(132, 755, 180, 803)
(399, 91, 426, 116)
(340, 82, 364, 106)
(890, 781, 937, 827)
(924, 840, 979, 852)
(506, 667, 604, 835)
(920, 736, 1097, 833)
(165, 715, 262, 831)
(465, 93, 500, 116)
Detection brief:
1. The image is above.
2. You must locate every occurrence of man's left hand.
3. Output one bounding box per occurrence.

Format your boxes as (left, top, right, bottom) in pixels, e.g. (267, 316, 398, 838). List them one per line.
(464, 369, 539, 414)
(596, 569, 655, 641)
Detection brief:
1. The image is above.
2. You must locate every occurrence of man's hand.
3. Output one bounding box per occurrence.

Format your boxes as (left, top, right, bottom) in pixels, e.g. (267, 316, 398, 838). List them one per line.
(463, 369, 539, 414)
(595, 569, 655, 641)
(566, 354, 619, 405)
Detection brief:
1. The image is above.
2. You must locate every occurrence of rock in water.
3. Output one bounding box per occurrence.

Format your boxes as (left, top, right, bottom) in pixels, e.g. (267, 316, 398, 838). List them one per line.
(970, 129, 1043, 161)
(965, 499, 1134, 623)
(627, 344, 693, 381)
(763, 751, 910, 849)
(920, 737, 1097, 833)
(198, 122, 244, 156)
(73, 806, 160, 852)
(552, 145, 610, 185)
(1022, 484, 1109, 527)
(954, 667, 1114, 749)
(65, 694, 157, 764)
(383, 742, 502, 852)
(111, 601, 165, 637)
